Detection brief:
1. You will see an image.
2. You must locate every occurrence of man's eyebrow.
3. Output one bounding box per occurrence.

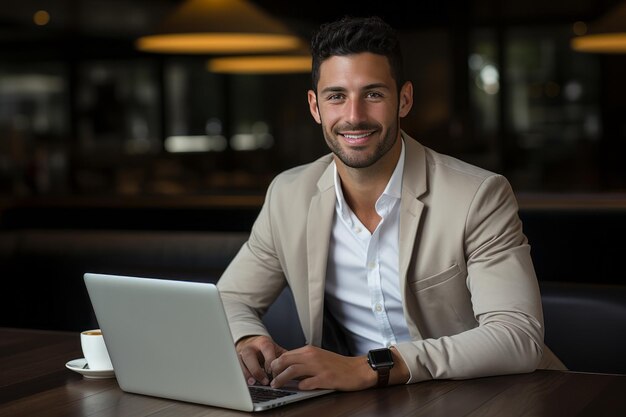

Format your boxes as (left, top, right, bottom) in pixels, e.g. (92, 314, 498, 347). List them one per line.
(319, 86, 346, 95)
(363, 83, 391, 90)
(319, 83, 391, 95)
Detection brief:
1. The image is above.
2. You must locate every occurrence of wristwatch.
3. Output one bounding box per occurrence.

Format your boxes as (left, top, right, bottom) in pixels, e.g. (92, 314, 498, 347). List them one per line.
(367, 347, 394, 387)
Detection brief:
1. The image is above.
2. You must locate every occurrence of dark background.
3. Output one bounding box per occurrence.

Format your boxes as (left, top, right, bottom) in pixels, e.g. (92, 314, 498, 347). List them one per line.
(1, 0, 626, 197)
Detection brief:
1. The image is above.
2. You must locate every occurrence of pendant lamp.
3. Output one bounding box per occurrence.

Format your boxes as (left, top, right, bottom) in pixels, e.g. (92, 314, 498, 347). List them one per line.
(136, 0, 304, 54)
(207, 54, 311, 74)
(571, 1, 626, 53)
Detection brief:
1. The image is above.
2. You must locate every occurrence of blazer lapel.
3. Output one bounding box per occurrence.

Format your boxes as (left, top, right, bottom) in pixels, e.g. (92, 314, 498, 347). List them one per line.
(399, 134, 428, 340)
(306, 163, 336, 346)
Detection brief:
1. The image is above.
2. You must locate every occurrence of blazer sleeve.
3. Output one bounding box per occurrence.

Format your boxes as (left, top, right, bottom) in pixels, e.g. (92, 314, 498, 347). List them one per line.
(217, 177, 288, 344)
(394, 175, 545, 383)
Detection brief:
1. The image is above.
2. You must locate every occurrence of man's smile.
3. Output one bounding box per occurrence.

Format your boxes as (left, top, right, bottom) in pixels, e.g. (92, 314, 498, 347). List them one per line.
(340, 131, 375, 144)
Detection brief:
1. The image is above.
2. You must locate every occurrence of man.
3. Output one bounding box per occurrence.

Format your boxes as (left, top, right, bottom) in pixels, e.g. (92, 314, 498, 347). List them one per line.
(217, 15, 565, 392)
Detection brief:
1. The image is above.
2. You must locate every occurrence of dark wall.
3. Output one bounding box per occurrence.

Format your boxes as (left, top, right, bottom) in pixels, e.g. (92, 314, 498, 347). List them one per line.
(521, 209, 626, 285)
(2, 202, 625, 285)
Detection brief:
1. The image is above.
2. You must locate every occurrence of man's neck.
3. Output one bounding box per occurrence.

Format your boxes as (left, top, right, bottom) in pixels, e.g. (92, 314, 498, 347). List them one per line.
(336, 138, 402, 232)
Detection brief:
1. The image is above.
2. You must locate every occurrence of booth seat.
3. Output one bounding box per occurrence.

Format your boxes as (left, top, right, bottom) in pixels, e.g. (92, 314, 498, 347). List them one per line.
(540, 281, 626, 375)
(0, 229, 249, 331)
(1, 229, 625, 375)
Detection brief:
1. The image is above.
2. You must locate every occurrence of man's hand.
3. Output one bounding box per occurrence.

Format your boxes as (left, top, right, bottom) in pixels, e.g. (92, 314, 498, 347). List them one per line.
(269, 345, 378, 391)
(236, 335, 287, 386)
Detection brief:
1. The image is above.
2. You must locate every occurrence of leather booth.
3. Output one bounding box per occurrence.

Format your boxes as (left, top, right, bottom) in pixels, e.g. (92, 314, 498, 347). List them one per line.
(1, 228, 625, 375)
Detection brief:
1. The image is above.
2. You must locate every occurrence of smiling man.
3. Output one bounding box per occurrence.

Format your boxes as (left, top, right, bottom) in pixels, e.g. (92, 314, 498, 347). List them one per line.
(217, 15, 565, 392)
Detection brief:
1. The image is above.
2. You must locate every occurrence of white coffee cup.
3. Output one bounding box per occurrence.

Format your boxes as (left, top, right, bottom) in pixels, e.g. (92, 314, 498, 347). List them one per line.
(80, 329, 113, 370)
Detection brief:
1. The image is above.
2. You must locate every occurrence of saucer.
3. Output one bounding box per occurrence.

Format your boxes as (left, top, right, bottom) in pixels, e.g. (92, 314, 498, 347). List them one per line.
(65, 358, 115, 379)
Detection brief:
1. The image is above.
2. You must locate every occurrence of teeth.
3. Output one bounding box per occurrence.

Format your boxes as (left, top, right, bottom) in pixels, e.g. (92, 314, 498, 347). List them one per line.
(343, 133, 370, 139)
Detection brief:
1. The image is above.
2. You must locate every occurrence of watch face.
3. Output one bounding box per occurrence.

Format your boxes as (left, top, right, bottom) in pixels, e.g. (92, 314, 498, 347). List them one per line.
(369, 348, 394, 368)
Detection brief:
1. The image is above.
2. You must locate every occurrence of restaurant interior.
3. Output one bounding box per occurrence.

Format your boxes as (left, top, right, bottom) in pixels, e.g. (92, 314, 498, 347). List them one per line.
(1, 0, 625, 375)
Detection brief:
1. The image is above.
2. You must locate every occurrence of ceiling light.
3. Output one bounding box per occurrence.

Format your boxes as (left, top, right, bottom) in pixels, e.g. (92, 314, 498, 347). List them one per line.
(207, 54, 311, 74)
(136, 0, 304, 54)
(571, 2, 626, 53)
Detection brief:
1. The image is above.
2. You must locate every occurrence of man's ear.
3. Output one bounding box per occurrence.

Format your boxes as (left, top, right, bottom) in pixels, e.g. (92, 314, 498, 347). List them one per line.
(398, 81, 413, 118)
(308, 90, 322, 124)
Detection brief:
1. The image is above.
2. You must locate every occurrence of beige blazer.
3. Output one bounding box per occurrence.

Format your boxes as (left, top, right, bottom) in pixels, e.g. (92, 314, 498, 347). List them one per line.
(218, 133, 565, 383)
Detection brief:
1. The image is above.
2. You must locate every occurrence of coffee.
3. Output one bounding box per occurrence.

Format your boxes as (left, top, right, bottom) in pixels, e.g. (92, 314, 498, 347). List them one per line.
(82, 330, 102, 336)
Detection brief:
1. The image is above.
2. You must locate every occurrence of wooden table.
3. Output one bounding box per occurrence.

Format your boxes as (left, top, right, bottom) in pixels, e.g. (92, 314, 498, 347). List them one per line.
(1, 327, 625, 416)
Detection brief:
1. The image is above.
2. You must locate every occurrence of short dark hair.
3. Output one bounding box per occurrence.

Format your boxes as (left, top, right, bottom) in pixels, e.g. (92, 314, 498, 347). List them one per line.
(310, 16, 405, 93)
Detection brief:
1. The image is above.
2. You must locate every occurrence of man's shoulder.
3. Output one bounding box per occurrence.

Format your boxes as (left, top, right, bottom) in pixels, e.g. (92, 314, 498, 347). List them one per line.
(271, 153, 334, 190)
(403, 135, 509, 201)
(403, 133, 498, 184)
(422, 145, 497, 181)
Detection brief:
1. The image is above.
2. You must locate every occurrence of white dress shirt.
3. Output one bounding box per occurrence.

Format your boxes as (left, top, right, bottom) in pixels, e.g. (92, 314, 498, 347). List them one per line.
(325, 139, 411, 355)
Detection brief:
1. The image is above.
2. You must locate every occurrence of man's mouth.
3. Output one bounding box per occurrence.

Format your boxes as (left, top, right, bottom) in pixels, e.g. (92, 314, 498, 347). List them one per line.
(340, 131, 374, 144)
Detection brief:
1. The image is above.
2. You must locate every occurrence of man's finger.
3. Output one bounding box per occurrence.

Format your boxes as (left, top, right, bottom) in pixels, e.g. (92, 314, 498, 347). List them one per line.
(239, 346, 270, 385)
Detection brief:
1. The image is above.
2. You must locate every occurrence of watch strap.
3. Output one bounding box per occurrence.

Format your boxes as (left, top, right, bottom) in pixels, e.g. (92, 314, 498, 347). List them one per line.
(376, 365, 390, 387)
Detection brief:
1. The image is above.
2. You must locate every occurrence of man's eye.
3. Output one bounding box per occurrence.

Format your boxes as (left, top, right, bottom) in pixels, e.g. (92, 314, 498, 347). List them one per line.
(367, 92, 383, 98)
(328, 94, 344, 101)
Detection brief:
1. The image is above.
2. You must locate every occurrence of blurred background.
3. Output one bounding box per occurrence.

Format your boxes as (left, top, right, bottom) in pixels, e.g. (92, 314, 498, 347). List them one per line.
(3, 1, 626, 370)
(1, 0, 625, 202)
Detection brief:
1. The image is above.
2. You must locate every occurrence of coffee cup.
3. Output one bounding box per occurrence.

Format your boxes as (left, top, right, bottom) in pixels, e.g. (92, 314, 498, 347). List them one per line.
(80, 329, 113, 370)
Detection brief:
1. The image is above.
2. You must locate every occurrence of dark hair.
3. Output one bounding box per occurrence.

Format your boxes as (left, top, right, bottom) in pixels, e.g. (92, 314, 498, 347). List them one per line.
(310, 16, 405, 92)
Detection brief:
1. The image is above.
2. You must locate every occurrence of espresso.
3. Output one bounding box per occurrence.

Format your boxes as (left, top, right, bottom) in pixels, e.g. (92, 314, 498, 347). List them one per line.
(82, 330, 102, 336)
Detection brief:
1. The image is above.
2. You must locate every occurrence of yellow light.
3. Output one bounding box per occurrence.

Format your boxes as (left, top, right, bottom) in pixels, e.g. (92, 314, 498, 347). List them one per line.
(33, 10, 50, 26)
(138, 34, 301, 55)
(208, 55, 311, 74)
(570, 2, 626, 54)
(136, 0, 304, 54)
(571, 33, 626, 53)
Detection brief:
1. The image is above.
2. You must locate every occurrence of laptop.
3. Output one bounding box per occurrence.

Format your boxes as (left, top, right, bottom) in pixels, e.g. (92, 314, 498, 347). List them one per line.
(83, 272, 334, 412)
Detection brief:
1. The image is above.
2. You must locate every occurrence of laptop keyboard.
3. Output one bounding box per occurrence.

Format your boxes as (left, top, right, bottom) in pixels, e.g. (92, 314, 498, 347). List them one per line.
(249, 386, 297, 403)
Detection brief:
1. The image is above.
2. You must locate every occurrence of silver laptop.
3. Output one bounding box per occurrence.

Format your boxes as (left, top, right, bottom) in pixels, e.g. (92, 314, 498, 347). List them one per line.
(83, 273, 334, 412)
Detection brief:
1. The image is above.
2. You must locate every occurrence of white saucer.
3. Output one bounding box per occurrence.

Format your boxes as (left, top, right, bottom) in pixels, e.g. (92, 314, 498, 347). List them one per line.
(65, 358, 115, 379)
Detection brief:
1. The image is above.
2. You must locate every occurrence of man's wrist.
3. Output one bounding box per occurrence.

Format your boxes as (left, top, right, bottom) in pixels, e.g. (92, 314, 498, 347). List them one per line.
(235, 334, 266, 350)
(363, 356, 380, 388)
(367, 348, 395, 387)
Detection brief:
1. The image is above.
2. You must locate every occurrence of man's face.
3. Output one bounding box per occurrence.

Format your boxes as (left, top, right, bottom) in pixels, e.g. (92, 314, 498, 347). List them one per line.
(308, 52, 412, 169)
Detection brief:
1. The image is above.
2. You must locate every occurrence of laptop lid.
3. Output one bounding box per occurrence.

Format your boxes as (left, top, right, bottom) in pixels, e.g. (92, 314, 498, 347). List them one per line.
(83, 273, 333, 412)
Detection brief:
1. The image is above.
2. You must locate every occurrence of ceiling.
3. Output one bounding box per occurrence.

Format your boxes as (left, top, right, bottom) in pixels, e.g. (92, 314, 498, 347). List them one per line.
(0, 0, 621, 44)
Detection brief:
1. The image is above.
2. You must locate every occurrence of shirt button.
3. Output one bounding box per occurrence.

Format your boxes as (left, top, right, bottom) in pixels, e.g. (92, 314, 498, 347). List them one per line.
(353, 226, 361, 233)
(374, 303, 383, 312)
(367, 262, 376, 270)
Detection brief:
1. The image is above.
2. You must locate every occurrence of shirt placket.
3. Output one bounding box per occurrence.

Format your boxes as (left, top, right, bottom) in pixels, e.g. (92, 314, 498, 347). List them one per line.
(367, 202, 397, 348)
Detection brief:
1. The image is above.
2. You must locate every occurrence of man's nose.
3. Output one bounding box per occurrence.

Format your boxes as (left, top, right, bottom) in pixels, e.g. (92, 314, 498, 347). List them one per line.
(346, 99, 367, 124)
